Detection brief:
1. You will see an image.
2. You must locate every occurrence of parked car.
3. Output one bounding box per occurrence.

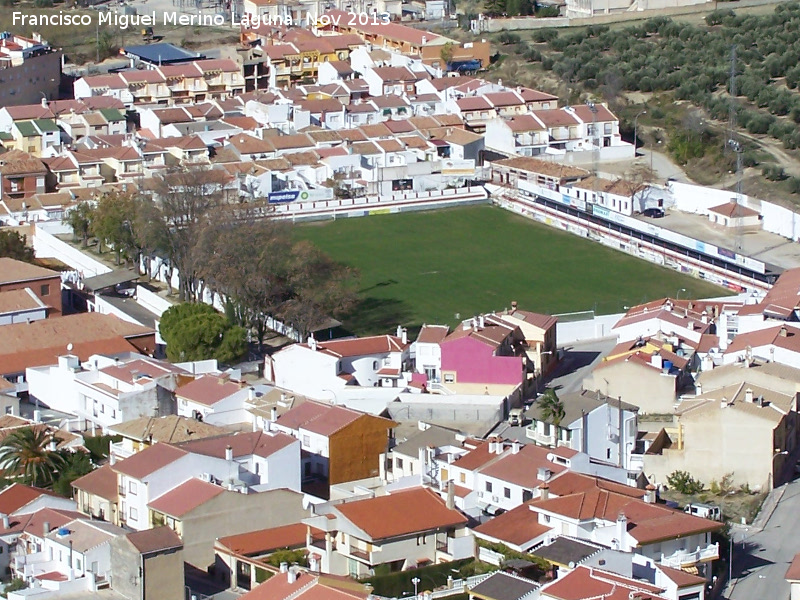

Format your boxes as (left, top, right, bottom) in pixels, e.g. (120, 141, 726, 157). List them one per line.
(643, 207, 665, 218)
(508, 408, 525, 426)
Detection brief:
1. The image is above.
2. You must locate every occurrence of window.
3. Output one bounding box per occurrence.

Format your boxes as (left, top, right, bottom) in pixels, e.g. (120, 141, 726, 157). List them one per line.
(395, 457, 403, 470)
(302, 435, 310, 446)
(485, 481, 492, 493)
(606, 448, 611, 460)
(444, 373, 455, 384)
(373, 360, 379, 370)
(129, 507, 138, 521)
(40, 284, 50, 296)
(128, 481, 137, 495)
(543, 515, 550, 523)
(459, 473, 466, 484)
(504, 487, 511, 499)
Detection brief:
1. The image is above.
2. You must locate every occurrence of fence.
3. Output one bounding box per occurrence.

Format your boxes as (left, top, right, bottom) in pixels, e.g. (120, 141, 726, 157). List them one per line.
(271, 186, 489, 222)
(33, 224, 111, 278)
(478, 547, 505, 566)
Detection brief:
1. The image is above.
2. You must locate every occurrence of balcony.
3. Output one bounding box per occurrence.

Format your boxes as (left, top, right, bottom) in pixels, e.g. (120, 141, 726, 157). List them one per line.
(660, 543, 719, 569)
(110, 441, 135, 460)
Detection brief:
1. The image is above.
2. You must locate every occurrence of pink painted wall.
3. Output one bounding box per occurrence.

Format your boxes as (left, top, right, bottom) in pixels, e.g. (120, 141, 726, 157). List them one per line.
(440, 336, 524, 386)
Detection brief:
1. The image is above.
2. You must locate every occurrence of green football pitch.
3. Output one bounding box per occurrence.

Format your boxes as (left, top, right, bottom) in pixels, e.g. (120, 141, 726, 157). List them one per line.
(296, 205, 731, 336)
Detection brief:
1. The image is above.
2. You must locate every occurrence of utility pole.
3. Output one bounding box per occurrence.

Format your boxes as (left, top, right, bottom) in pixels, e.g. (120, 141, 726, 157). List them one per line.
(727, 44, 738, 154)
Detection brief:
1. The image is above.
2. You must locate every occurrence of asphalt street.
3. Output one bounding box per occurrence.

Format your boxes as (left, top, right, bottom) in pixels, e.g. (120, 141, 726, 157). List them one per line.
(727, 479, 800, 600)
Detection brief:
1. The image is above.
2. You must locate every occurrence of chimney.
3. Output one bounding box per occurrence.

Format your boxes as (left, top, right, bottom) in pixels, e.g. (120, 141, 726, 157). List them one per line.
(616, 511, 629, 551)
(488, 439, 496, 454)
(665, 301, 673, 312)
(421, 36, 427, 45)
(539, 483, 549, 501)
(396, 325, 403, 338)
(41, 95, 48, 108)
(478, 315, 485, 329)
(745, 388, 754, 403)
(495, 439, 504, 455)
(446, 482, 455, 510)
(780, 326, 788, 337)
(270, 407, 278, 422)
(109, 453, 116, 465)
(48, 439, 57, 452)
(308, 335, 318, 351)
(644, 484, 656, 504)
(43, 521, 51, 537)
(401, 328, 408, 345)
(720, 397, 728, 409)
(695, 383, 702, 396)
(33, 410, 41, 424)
(701, 310, 708, 324)
(287, 567, 297, 584)
(1, 514, 8, 529)
(511, 300, 518, 312)
(225, 445, 233, 461)
(650, 353, 663, 369)
(280, 562, 288, 573)
(511, 440, 520, 454)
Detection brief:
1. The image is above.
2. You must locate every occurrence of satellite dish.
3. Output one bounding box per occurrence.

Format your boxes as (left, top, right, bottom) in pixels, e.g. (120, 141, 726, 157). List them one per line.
(67, 343, 73, 353)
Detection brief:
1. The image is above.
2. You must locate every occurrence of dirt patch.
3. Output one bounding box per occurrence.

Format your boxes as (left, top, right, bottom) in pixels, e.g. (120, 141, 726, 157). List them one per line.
(661, 489, 767, 525)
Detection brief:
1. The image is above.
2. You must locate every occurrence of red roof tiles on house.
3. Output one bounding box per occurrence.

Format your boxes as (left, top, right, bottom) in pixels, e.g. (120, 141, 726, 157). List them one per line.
(218, 522, 322, 556)
(334, 487, 467, 540)
(148, 478, 225, 517)
(176, 374, 246, 407)
(126, 526, 183, 554)
(113, 443, 188, 480)
(473, 503, 551, 548)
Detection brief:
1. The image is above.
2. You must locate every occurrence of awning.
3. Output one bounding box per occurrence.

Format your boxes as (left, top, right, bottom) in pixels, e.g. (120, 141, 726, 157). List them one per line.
(83, 270, 139, 293)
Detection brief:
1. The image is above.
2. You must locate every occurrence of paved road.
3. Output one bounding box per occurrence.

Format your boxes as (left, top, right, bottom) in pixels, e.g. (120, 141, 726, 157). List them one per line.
(491, 338, 617, 441)
(727, 479, 800, 600)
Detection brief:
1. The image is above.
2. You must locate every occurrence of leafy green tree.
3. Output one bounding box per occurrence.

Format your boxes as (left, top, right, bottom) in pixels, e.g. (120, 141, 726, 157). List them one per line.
(63, 202, 96, 247)
(0, 428, 65, 488)
(0, 230, 35, 262)
(159, 303, 247, 364)
(439, 42, 455, 67)
(536, 389, 565, 426)
(92, 190, 138, 264)
(666, 470, 704, 494)
(52, 450, 93, 498)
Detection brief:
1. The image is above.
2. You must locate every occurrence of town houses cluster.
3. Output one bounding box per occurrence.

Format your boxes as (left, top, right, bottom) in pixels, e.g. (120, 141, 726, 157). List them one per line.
(0, 10, 799, 600)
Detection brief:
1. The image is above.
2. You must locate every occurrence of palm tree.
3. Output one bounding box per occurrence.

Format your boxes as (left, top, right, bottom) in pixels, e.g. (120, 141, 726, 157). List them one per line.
(52, 450, 93, 498)
(537, 389, 566, 427)
(0, 428, 65, 488)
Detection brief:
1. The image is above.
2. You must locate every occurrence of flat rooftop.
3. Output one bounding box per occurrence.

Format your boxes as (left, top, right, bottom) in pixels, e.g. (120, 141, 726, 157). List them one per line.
(123, 43, 203, 65)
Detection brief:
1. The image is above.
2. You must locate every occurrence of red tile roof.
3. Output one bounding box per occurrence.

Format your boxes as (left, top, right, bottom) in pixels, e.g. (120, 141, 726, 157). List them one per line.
(541, 565, 665, 600)
(176, 374, 247, 407)
(178, 430, 296, 459)
(0, 313, 154, 375)
(113, 443, 188, 480)
(0, 483, 52, 515)
(71, 464, 118, 501)
(218, 522, 322, 556)
(480, 444, 566, 488)
(334, 487, 466, 540)
(787, 553, 800, 581)
(417, 325, 449, 344)
(473, 503, 551, 548)
(275, 401, 391, 437)
(306, 335, 408, 358)
(0, 257, 58, 285)
(148, 478, 225, 517)
(126, 526, 183, 554)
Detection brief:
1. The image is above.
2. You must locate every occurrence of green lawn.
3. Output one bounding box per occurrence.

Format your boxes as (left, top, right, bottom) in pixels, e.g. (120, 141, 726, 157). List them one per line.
(296, 205, 730, 336)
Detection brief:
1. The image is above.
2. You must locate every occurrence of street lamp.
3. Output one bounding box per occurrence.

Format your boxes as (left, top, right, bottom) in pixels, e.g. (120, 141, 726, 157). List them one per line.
(633, 110, 646, 157)
(729, 528, 749, 582)
(676, 288, 686, 300)
(412, 577, 420, 598)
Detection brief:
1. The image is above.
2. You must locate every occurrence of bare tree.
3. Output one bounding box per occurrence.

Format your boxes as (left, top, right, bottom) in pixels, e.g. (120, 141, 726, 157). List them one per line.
(151, 166, 228, 301)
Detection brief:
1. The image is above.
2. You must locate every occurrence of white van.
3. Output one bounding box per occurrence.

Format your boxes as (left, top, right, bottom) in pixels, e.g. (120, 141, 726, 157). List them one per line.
(508, 408, 525, 426)
(684, 503, 721, 521)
